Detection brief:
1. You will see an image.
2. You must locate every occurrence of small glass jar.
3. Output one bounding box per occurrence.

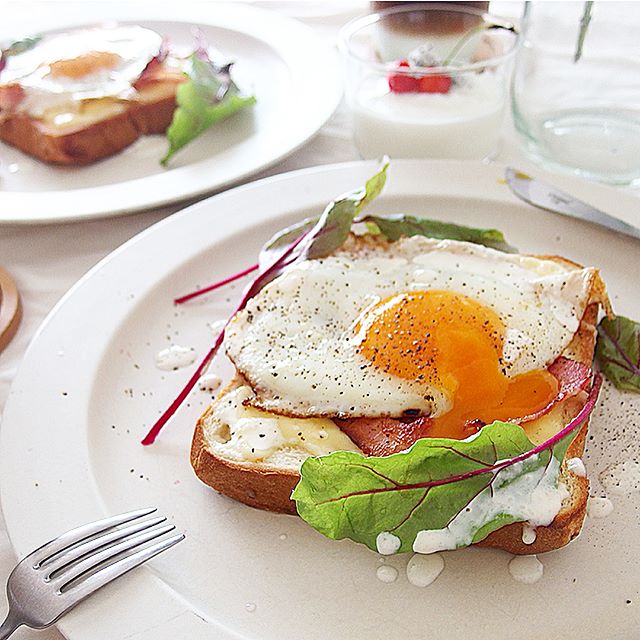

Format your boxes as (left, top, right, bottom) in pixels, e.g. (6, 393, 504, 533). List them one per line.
(339, 3, 518, 160)
(512, 2, 640, 186)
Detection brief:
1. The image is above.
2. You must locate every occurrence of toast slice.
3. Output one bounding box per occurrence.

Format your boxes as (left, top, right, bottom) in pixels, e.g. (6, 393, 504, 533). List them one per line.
(0, 79, 182, 165)
(190, 242, 605, 555)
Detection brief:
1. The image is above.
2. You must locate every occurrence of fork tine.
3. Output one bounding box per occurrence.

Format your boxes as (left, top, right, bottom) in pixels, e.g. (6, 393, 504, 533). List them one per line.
(42, 516, 166, 577)
(32, 507, 157, 567)
(54, 524, 176, 589)
(61, 533, 184, 603)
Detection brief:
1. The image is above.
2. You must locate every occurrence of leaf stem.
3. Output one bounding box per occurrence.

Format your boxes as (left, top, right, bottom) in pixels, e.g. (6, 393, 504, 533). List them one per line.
(574, 1, 594, 63)
(174, 263, 259, 305)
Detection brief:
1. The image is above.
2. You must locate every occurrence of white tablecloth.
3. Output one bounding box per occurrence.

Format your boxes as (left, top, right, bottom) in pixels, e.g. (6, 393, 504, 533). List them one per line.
(0, 2, 636, 638)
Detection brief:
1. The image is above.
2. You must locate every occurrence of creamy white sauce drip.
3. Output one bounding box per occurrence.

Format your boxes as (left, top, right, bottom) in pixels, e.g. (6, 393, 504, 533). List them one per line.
(413, 456, 567, 554)
(406, 553, 445, 587)
(376, 532, 402, 555)
(566, 457, 587, 478)
(199, 373, 222, 392)
(155, 345, 197, 371)
(521, 524, 537, 545)
(376, 565, 399, 584)
(508, 555, 544, 584)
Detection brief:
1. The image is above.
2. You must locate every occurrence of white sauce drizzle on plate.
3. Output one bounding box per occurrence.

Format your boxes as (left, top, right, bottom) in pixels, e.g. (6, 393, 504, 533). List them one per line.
(376, 565, 399, 584)
(508, 555, 543, 584)
(155, 344, 197, 371)
(406, 553, 445, 587)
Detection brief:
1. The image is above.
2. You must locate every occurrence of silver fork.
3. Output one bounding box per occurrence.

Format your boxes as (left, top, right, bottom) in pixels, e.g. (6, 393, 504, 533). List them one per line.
(0, 508, 184, 638)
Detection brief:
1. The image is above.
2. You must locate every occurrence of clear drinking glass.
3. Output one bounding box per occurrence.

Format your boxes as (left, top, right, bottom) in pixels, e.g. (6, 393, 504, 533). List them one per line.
(339, 3, 519, 160)
(512, 2, 640, 186)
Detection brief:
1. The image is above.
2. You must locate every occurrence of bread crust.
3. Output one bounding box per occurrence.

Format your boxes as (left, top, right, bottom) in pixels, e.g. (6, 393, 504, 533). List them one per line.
(191, 248, 604, 555)
(0, 93, 177, 165)
(191, 405, 300, 514)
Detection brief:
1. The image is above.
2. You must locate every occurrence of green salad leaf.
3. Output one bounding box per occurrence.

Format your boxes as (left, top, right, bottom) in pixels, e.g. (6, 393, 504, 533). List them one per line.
(292, 374, 600, 554)
(161, 54, 256, 166)
(596, 315, 640, 392)
(361, 214, 517, 252)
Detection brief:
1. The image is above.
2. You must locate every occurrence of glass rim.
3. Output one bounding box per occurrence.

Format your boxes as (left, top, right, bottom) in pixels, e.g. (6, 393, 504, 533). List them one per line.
(339, 2, 520, 76)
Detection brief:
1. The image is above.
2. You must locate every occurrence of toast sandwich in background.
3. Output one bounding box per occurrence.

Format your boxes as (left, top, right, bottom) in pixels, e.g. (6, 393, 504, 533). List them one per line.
(0, 23, 256, 166)
(0, 25, 186, 164)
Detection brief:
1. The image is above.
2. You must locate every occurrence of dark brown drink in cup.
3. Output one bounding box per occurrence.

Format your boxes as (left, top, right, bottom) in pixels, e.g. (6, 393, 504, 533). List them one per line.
(370, 2, 489, 37)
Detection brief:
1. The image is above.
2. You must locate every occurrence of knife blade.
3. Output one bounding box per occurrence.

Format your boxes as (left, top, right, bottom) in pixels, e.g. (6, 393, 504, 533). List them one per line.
(505, 168, 640, 241)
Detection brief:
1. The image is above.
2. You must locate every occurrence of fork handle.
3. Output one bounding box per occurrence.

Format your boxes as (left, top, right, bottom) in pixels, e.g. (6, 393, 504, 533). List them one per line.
(0, 610, 20, 640)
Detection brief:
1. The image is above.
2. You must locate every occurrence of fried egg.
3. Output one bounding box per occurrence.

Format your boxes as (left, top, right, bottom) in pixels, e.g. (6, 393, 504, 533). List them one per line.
(0, 25, 163, 115)
(224, 236, 598, 432)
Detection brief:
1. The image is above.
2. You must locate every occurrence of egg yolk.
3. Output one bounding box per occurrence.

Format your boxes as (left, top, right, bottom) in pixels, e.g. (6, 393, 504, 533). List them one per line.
(357, 290, 558, 440)
(48, 52, 122, 79)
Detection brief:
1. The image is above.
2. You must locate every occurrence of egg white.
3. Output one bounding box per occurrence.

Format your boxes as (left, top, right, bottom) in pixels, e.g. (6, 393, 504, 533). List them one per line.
(224, 236, 597, 418)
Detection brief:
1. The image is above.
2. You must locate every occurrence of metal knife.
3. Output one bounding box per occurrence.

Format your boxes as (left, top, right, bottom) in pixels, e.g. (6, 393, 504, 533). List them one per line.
(505, 168, 640, 241)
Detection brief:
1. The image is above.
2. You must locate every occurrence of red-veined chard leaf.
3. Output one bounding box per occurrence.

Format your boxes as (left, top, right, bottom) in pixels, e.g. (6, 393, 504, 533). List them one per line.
(161, 52, 256, 166)
(360, 214, 517, 253)
(297, 160, 390, 261)
(596, 315, 640, 393)
(258, 217, 317, 271)
(292, 375, 600, 553)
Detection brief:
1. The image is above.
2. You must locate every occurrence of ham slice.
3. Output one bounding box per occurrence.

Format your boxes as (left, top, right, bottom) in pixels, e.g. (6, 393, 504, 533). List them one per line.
(336, 357, 592, 457)
(132, 40, 172, 90)
(0, 84, 25, 112)
(334, 416, 434, 458)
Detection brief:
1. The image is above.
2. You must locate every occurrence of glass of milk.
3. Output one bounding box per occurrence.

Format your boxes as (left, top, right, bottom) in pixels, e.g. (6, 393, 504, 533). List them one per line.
(339, 4, 519, 160)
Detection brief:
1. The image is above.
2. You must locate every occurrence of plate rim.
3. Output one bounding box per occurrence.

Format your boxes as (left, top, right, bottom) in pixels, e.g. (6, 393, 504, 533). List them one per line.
(1, 158, 639, 639)
(0, 4, 343, 224)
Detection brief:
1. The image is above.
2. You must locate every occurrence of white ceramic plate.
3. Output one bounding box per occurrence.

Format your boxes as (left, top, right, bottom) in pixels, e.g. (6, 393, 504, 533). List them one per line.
(1, 160, 639, 640)
(0, 3, 342, 223)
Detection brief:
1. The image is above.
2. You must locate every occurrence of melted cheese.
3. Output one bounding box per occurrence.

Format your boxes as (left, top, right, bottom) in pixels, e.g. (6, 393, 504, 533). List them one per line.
(208, 386, 361, 464)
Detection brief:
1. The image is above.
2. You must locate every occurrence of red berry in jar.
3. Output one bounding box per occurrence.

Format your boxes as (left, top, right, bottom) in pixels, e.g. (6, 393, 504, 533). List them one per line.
(388, 72, 419, 93)
(417, 75, 452, 94)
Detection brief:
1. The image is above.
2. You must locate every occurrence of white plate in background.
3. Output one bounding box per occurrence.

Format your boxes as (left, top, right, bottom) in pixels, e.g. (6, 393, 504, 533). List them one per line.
(0, 4, 342, 223)
(1, 160, 638, 639)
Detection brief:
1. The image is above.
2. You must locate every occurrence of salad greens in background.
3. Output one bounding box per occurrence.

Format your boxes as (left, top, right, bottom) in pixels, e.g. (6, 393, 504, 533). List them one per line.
(161, 52, 256, 166)
(0, 35, 41, 72)
(148, 162, 639, 554)
(0, 33, 254, 165)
